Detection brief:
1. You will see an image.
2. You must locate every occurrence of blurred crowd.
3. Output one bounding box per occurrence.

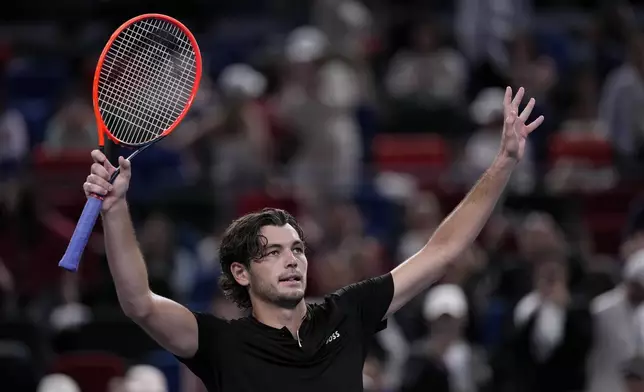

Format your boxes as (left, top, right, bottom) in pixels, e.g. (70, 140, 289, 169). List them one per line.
(3, 0, 644, 391)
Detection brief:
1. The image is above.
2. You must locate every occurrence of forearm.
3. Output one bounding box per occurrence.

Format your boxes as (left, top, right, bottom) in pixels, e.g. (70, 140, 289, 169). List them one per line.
(101, 200, 152, 318)
(426, 154, 515, 259)
(389, 154, 515, 315)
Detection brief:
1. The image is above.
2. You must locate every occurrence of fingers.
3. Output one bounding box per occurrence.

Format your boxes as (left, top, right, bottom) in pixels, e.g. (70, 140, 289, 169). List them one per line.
(504, 86, 512, 109)
(526, 115, 545, 133)
(511, 87, 525, 110)
(91, 149, 108, 165)
(86, 161, 112, 197)
(84, 174, 112, 196)
(519, 98, 535, 123)
(84, 182, 108, 197)
(504, 87, 544, 132)
(90, 149, 116, 174)
(118, 156, 131, 178)
(88, 174, 112, 192)
(90, 162, 110, 179)
(505, 109, 517, 126)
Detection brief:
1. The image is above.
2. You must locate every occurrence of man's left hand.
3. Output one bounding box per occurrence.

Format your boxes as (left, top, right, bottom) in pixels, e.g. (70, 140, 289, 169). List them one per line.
(499, 86, 545, 161)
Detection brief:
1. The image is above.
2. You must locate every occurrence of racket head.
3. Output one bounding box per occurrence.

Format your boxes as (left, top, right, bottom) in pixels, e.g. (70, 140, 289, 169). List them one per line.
(92, 14, 202, 147)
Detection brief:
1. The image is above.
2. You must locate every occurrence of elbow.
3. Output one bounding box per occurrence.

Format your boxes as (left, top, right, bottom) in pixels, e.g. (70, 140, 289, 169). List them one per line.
(422, 239, 467, 266)
(121, 294, 154, 321)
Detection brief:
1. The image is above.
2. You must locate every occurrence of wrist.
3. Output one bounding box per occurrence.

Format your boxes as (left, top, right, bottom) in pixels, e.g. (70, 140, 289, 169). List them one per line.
(492, 153, 519, 171)
(101, 199, 128, 218)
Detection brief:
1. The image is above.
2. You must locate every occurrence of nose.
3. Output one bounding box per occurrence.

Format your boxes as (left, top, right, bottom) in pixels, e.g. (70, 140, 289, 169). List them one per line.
(285, 250, 298, 267)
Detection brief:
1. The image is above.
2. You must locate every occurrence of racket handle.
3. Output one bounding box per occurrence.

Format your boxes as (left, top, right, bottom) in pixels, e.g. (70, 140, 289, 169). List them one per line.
(58, 196, 104, 272)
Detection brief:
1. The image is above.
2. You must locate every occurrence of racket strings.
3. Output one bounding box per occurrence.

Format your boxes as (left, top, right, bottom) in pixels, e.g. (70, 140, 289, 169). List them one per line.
(97, 17, 197, 145)
(101, 20, 194, 140)
(101, 20, 194, 143)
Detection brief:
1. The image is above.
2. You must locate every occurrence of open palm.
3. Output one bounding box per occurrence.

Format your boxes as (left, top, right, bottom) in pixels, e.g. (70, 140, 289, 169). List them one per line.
(500, 87, 544, 161)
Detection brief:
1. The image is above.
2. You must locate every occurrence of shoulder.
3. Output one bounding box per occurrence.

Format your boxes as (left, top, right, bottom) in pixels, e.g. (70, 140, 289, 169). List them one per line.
(1, 109, 26, 126)
(325, 274, 394, 308)
(191, 311, 242, 339)
(513, 292, 540, 327)
(591, 287, 625, 315)
(602, 65, 639, 95)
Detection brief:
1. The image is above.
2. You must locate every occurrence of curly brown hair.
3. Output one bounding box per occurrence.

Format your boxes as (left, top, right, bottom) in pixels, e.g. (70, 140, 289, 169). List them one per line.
(218, 208, 304, 309)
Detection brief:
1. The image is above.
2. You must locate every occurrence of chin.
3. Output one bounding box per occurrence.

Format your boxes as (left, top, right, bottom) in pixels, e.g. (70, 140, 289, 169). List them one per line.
(274, 291, 305, 309)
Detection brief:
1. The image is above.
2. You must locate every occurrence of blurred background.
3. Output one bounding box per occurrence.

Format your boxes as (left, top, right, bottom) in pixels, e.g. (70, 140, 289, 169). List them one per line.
(3, 0, 644, 391)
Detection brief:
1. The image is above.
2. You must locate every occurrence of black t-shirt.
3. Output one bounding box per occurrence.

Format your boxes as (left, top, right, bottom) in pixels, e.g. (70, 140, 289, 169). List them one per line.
(176, 273, 395, 392)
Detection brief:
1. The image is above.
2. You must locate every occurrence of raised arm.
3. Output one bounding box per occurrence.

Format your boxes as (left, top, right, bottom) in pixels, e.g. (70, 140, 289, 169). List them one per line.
(84, 150, 198, 358)
(387, 87, 544, 317)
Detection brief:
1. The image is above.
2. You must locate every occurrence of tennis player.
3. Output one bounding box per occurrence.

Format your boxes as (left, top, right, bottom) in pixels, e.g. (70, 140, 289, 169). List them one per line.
(83, 86, 543, 391)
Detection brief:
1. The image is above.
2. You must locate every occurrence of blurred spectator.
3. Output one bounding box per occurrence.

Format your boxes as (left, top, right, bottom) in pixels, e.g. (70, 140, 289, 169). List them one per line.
(461, 87, 535, 194)
(587, 249, 644, 392)
(42, 90, 96, 152)
(457, 0, 532, 98)
(398, 191, 442, 262)
(138, 212, 186, 301)
(508, 33, 558, 101)
(311, 201, 385, 295)
(560, 66, 607, 138)
(599, 31, 644, 164)
(385, 21, 467, 109)
(49, 273, 92, 333)
(515, 212, 569, 265)
(123, 365, 168, 392)
(510, 254, 592, 392)
(37, 373, 81, 392)
(545, 65, 618, 194)
(479, 210, 573, 357)
(312, 0, 378, 108)
(203, 63, 272, 219)
(0, 88, 29, 176)
(325, 200, 385, 277)
(401, 284, 477, 392)
(276, 26, 362, 213)
(313, 0, 373, 60)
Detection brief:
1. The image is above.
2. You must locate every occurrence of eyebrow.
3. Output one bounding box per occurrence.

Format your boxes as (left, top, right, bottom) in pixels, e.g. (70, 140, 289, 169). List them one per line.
(264, 240, 305, 250)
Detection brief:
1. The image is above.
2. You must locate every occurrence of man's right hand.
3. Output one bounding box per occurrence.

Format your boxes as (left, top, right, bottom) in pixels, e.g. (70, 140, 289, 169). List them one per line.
(84, 149, 132, 213)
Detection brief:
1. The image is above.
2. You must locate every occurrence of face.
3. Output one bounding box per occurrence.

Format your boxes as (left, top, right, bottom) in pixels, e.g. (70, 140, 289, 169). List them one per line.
(517, 213, 565, 260)
(429, 314, 463, 341)
(535, 259, 567, 292)
(412, 24, 437, 52)
(232, 224, 308, 309)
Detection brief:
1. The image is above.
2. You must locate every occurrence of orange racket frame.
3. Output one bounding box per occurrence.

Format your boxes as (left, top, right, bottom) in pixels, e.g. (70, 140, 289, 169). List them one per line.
(92, 13, 203, 148)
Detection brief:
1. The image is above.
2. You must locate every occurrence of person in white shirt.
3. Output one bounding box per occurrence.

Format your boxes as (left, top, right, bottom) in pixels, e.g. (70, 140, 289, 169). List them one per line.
(512, 254, 592, 392)
(587, 249, 644, 392)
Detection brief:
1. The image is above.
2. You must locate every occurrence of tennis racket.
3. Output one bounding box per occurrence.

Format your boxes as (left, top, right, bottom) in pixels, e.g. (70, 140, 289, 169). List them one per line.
(58, 14, 202, 272)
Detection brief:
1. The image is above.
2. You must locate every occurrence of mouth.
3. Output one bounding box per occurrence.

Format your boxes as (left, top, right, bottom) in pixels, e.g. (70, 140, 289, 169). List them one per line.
(278, 274, 303, 284)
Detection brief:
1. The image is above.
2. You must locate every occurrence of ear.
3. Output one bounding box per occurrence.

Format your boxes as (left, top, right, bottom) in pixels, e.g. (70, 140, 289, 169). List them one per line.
(230, 262, 250, 287)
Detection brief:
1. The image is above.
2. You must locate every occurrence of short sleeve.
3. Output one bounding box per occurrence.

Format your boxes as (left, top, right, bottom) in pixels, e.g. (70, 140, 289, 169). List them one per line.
(174, 312, 230, 388)
(332, 273, 395, 334)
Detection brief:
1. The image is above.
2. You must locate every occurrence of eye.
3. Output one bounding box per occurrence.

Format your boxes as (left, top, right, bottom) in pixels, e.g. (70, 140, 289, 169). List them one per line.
(268, 250, 280, 257)
(293, 246, 305, 254)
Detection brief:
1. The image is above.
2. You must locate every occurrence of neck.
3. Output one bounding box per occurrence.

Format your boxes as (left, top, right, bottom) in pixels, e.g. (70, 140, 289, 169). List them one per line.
(252, 299, 307, 336)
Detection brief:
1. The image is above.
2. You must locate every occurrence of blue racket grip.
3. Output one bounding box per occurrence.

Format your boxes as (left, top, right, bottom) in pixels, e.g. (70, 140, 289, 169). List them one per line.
(58, 196, 104, 272)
